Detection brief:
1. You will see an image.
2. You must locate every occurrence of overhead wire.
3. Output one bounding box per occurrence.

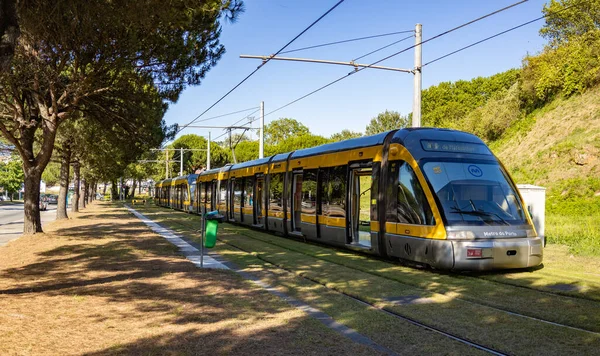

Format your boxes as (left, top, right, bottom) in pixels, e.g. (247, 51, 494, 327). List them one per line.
(192, 106, 259, 124)
(263, 0, 529, 118)
(352, 34, 414, 62)
(280, 30, 415, 54)
(423, 2, 582, 67)
(211, 108, 261, 142)
(173, 0, 346, 137)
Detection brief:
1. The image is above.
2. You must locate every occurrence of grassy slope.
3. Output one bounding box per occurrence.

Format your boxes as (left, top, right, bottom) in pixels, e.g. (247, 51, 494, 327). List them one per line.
(490, 86, 600, 255)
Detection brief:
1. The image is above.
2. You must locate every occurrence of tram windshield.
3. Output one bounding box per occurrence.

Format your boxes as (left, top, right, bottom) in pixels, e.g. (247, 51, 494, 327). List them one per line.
(422, 161, 527, 226)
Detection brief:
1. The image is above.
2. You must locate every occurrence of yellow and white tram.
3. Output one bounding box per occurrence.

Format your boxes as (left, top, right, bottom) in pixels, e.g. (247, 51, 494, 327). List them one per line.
(155, 128, 543, 271)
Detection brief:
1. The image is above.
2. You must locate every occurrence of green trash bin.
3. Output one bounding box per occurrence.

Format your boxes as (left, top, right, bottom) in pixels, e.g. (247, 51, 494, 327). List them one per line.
(204, 211, 224, 248)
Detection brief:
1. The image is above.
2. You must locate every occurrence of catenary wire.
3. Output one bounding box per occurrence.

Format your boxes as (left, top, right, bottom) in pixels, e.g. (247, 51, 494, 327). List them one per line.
(263, 0, 529, 118)
(211, 108, 261, 142)
(423, 2, 582, 67)
(192, 107, 259, 124)
(280, 30, 415, 54)
(173, 0, 346, 137)
(352, 34, 414, 62)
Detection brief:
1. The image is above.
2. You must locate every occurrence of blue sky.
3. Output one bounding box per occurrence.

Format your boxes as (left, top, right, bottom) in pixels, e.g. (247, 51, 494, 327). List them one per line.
(165, 0, 550, 142)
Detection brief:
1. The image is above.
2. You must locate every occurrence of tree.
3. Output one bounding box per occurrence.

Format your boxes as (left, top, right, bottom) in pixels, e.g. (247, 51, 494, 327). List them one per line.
(41, 162, 60, 187)
(264, 118, 310, 146)
(0, 1, 242, 233)
(330, 129, 362, 142)
(234, 141, 259, 163)
(540, 0, 600, 45)
(0, 0, 19, 72)
(365, 110, 410, 135)
(0, 155, 23, 200)
(266, 133, 330, 156)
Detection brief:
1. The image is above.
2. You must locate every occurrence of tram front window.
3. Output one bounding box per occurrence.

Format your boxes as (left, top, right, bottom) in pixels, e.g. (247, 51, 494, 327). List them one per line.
(422, 161, 526, 226)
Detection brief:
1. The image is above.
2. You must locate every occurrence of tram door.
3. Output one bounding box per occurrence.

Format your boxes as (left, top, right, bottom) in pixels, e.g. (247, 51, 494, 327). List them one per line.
(292, 172, 303, 232)
(350, 166, 373, 247)
(255, 175, 264, 226)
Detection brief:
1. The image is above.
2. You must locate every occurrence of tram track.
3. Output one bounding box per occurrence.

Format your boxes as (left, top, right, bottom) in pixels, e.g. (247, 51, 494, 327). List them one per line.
(137, 208, 600, 354)
(151, 213, 508, 356)
(223, 225, 600, 335)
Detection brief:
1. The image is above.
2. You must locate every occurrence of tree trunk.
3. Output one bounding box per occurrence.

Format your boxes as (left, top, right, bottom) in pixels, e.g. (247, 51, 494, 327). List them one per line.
(56, 146, 71, 220)
(92, 182, 97, 201)
(23, 168, 43, 234)
(72, 162, 80, 213)
(80, 178, 86, 209)
(130, 179, 137, 199)
(86, 180, 92, 204)
(111, 179, 118, 200)
(103, 182, 107, 196)
(139, 180, 142, 194)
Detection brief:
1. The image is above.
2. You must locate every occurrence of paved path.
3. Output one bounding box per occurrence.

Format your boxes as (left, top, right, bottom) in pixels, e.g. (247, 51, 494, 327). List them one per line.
(0, 203, 58, 247)
(126, 205, 228, 269)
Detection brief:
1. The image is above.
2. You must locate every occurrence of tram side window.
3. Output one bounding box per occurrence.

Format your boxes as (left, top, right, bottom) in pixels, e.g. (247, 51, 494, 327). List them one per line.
(302, 170, 317, 214)
(219, 181, 227, 205)
(233, 179, 242, 209)
(244, 178, 254, 207)
(200, 182, 206, 205)
(206, 182, 213, 211)
(189, 183, 196, 205)
(329, 166, 346, 218)
(269, 173, 284, 212)
(319, 168, 330, 217)
(388, 161, 434, 225)
(183, 184, 188, 202)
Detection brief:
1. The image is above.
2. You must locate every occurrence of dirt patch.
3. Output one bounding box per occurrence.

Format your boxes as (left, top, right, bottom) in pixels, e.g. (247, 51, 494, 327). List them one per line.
(0, 202, 378, 355)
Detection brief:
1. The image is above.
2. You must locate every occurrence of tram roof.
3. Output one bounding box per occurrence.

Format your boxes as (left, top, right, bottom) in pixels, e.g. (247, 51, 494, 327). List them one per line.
(230, 156, 273, 170)
(290, 131, 391, 159)
(392, 128, 494, 161)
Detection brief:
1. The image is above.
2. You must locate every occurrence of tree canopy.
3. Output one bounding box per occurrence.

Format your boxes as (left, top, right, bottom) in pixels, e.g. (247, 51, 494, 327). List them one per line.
(0, 0, 243, 233)
(330, 130, 362, 142)
(365, 110, 410, 135)
(264, 118, 310, 146)
(0, 154, 23, 199)
(541, 0, 600, 45)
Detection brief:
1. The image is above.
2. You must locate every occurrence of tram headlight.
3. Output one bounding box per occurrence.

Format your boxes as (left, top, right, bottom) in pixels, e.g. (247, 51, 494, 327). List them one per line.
(447, 230, 476, 240)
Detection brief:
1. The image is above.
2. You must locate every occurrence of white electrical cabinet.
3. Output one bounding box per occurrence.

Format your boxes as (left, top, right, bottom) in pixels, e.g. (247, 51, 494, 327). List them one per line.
(517, 184, 546, 246)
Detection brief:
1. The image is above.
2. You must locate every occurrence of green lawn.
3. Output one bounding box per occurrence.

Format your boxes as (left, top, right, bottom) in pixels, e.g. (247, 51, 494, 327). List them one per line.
(132, 205, 600, 356)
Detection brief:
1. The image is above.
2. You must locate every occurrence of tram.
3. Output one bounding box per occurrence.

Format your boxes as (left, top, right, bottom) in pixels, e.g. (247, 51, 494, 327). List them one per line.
(155, 128, 543, 271)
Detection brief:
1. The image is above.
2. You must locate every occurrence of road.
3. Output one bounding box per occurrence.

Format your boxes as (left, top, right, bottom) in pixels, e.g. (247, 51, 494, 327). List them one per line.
(0, 203, 58, 247)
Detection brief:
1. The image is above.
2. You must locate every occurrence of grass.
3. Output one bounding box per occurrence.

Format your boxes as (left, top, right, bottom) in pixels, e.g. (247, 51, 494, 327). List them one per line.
(0, 200, 22, 205)
(0, 202, 383, 356)
(134, 206, 600, 356)
(491, 87, 600, 257)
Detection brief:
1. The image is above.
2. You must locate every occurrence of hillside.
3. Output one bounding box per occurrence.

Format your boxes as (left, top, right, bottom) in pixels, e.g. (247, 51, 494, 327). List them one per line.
(491, 87, 600, 256)
(494, 86, 600, 187)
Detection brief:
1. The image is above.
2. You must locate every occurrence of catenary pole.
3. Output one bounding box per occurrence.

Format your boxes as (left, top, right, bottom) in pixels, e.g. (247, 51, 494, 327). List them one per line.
(412, 23, 422, 127)
(207, 132, 211, 170)
(180, 147, 183, 176)
(259, 101, 264, 159)
(165, 148, 169, 179)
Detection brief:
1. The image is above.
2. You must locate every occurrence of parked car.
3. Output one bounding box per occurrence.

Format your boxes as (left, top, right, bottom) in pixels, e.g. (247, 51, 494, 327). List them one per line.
(48, 194, 58, 204)
(39, 198, 48, 211)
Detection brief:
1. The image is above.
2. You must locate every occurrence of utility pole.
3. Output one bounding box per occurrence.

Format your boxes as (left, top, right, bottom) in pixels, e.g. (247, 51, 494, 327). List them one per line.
(180, 147, 184, 176)
(259, 101, 264, 159)
(207, 132, 211, 170)
(412, 23, 422, 128)
(229, 128, 237, 164)
(165, 148, 169, 179)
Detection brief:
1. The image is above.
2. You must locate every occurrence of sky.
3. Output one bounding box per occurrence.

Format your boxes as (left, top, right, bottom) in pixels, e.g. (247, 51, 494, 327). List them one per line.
(164, 0, 550, 142)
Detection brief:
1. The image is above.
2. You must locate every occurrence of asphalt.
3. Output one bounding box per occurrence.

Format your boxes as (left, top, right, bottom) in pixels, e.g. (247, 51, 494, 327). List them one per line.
(0, 203, 58, 247)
